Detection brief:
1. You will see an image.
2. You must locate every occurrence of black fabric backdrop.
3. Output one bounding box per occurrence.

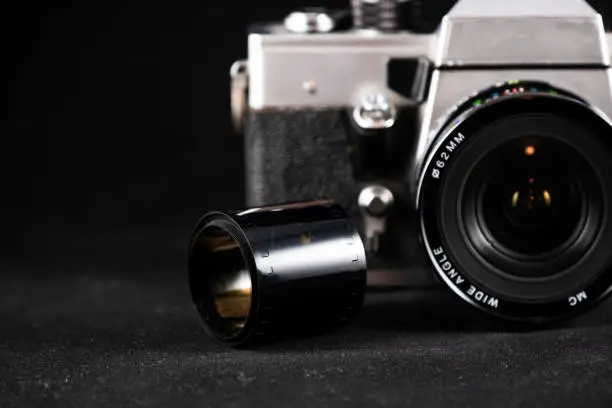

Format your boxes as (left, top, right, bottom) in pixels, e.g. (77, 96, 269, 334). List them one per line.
(1, 1, 611, 407)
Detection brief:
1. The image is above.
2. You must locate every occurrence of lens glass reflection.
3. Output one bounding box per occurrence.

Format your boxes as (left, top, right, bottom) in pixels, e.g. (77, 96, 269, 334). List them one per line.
(477, 136, 586, 256)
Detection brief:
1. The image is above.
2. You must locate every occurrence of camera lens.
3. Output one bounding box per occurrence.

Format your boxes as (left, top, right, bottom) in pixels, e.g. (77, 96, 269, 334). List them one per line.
(418, 81, 612, 321)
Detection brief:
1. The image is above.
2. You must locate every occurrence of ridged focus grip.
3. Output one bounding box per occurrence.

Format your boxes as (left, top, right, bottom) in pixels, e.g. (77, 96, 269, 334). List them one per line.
(351, 0, 399, 31)
(189, 201, 367, 347)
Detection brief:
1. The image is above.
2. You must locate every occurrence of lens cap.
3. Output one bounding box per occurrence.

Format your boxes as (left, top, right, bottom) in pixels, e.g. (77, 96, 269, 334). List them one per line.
(188, 200, 367, 347)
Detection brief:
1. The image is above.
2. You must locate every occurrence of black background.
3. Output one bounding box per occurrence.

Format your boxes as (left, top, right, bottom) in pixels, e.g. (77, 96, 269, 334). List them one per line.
(1, 1, 612, 407)
(2, 0, 346, 262)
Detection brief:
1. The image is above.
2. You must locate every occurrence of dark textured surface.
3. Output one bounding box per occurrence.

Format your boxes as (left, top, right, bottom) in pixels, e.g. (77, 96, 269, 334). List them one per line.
(1, 225, 612, 407)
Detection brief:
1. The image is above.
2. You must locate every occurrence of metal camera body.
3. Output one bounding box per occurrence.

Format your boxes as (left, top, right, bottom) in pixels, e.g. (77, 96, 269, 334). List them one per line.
(233, 0, 612, 321)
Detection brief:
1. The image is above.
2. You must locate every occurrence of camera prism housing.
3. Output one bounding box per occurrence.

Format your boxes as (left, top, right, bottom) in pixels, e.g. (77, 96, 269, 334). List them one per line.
(233, 0, 612, 322)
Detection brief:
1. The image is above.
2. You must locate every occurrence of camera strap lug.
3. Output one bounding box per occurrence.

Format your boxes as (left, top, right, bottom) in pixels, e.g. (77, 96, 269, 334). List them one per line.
(230, 60, 248, 135)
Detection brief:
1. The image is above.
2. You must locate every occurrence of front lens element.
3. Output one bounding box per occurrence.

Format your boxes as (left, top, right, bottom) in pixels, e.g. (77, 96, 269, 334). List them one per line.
(473, 136, 589, 258)
(459, 133, 604, 281)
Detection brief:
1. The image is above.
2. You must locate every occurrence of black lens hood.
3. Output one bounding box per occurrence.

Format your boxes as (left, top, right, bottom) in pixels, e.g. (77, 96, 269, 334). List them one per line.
(188, 200, 367, 347)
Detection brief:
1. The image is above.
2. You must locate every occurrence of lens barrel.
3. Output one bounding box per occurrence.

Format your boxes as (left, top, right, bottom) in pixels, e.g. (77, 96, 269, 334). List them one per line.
(188, 200, 367, 347)
(418, 81, 612, 321)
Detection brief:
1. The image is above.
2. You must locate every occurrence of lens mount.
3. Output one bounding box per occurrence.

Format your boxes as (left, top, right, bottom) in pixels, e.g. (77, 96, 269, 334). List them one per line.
(418, 81, 612, 321)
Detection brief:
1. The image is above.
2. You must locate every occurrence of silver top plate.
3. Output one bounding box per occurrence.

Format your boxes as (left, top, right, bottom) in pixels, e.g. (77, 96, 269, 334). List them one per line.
(246, 0, 612, 109)
(248, 31, 432, 110)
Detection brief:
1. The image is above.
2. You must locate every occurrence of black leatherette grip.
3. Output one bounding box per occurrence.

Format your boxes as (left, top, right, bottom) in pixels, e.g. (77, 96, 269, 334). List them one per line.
(245, 109, 358, 213)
